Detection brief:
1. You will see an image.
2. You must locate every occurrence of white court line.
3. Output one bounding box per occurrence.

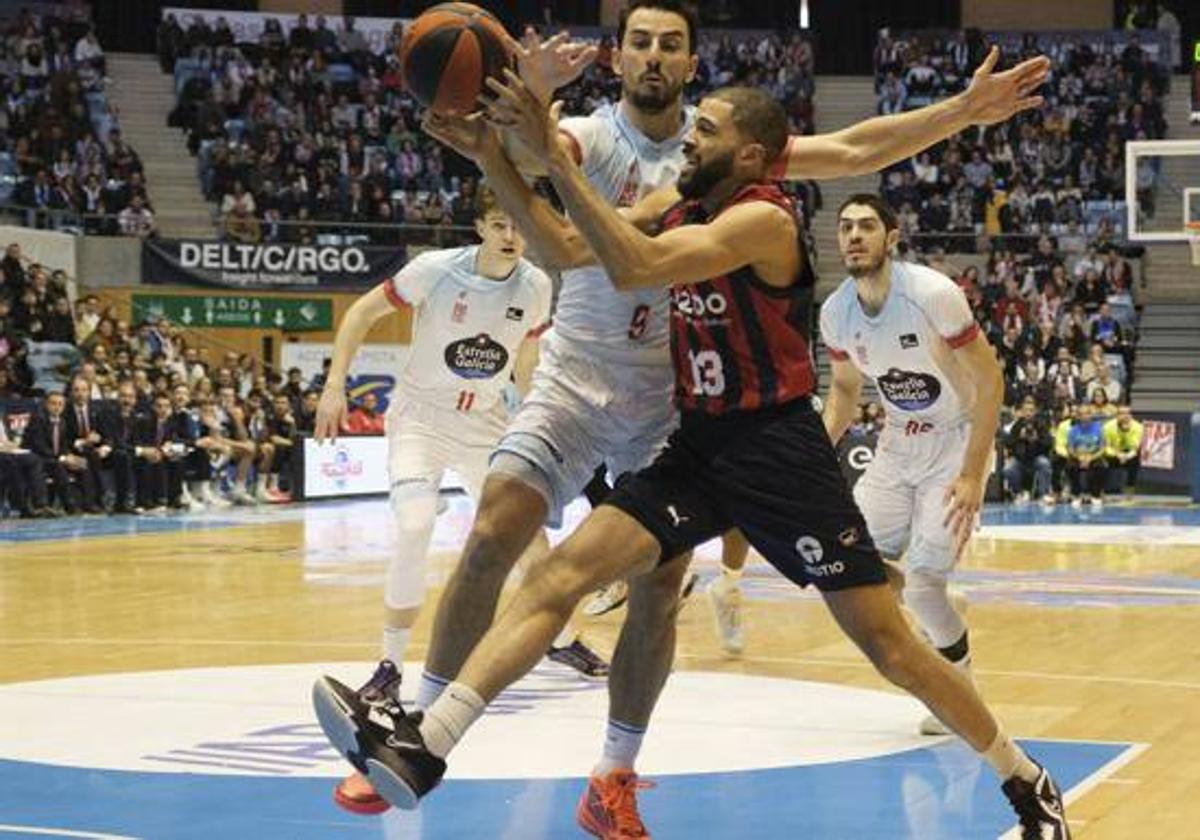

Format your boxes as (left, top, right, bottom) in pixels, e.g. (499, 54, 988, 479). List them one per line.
(0, 826, 139, 839)
(677, 652, 1200, 692)
(997, 742, 1149, 840)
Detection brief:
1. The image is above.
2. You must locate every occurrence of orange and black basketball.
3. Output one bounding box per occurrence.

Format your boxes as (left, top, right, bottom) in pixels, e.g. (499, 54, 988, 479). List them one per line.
(400, 3, 514, 114)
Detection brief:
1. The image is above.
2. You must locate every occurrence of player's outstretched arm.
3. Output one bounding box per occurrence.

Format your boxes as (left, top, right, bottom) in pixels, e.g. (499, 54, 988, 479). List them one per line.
(775, 47, 1050, 180)
(315, 284, 393, 443)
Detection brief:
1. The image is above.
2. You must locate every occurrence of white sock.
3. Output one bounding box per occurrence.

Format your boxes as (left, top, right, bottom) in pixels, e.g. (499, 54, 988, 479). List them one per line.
(382, 626, 411, 669)
(981, 730, 1039, 783)
(594, 718, 645, 776)
(419, 681, 486, 758)
(551, 624, 577, 649)
(415, 671, 450, 710)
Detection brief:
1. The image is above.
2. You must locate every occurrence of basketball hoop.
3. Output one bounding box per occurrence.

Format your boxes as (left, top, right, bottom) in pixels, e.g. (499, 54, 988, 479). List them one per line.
(1188, 222, 1200, 267)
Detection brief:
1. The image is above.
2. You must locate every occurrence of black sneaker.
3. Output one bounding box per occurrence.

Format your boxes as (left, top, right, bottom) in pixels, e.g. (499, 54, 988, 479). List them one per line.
(312, 675, 446, 810)
(546, 638, 610, 679)
(1002, 763, 1071, 839)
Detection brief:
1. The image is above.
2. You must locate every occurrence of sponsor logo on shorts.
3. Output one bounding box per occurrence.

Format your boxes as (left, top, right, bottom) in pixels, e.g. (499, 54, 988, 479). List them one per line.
(445, 334, 509, 380)
(506, 306, 524, 321)
(796, 535, 846, 578)
(666, 505, 690, 527)
(839, 527, 860, 547)
(846, 445, 875, 471)
(875, 368, 942, 412)
(899, 333, 919, 349)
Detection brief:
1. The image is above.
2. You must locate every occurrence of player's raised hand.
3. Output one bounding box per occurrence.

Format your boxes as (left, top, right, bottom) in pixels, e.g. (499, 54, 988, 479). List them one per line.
(962, 46, 1051, 125)
(482, 69, 562, 161)
(421, 110, 498, 162)
(314, 387, 347, 444)
(516, 27, 598, 104)
(943, 472, 986, 560)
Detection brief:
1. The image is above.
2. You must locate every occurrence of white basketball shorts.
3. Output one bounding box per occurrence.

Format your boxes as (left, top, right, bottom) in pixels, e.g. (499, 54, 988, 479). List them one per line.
(493, 333, 677, 526)
(852, 421, 972, 575)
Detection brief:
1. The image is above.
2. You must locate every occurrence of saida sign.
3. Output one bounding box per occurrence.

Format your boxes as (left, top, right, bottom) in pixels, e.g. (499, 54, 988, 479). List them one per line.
(132, 294, 333, 332)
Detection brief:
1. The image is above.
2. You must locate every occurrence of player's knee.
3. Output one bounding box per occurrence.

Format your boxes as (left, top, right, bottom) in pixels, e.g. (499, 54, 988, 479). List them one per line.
(863, 629, 922, 691)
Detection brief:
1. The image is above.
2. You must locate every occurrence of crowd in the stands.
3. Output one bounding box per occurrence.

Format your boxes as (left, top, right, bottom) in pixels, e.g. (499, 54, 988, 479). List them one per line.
(876, 30, 1169, 254)
(0, 7, 153, 236)
(157, 13, 818, 246)
(0, 240, 389, 518)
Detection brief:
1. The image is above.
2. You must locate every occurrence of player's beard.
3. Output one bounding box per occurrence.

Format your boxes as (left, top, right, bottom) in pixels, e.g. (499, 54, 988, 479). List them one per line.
(678, 149, 735, 201)
(625, 74, 683, 114)
(845, 248, 887, 278)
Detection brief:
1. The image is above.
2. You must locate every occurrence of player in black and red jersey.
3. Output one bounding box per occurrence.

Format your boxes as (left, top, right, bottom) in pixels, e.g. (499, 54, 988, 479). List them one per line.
(312, 79, 1070, 840)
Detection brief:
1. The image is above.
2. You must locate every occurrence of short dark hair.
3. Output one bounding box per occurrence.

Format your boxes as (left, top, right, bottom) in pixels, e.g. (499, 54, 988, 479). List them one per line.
(617, 0, 699, 55)
(838, 194, 898, 233)
(708, 87, 789, 165)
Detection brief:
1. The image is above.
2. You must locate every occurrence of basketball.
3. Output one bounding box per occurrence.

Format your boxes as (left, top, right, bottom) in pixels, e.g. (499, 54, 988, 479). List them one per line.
(400, 3, 514, 114)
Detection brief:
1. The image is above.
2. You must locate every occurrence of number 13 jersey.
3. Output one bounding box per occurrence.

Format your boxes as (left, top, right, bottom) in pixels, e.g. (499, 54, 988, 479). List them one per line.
(660, 183, 817, 415)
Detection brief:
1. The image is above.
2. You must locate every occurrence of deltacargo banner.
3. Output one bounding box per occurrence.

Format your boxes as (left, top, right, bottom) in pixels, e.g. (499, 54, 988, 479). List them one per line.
(142, 239, 408, 291)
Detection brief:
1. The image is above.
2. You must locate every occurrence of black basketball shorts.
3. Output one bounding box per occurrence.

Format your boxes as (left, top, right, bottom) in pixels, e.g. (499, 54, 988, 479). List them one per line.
(604, 398, 887, 592)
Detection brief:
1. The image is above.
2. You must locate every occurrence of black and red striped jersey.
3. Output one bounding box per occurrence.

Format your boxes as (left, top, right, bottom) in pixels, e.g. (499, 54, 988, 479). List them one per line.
(660, 182, 816, 415)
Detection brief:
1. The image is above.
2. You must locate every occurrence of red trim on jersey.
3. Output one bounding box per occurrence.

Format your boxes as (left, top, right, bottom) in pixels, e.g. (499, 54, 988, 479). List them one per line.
(766, 136, 795, 181)
(826, 345, 850, 361)
(381, 279, 408, 310)
(558, 130, 583, 165)
(526, 320, 552, 339)
(945, 322, 980, 349)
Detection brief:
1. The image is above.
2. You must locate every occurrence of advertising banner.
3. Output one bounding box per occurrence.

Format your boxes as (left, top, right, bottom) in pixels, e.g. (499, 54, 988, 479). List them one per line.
(300, 436, 390, 499)
(142, 239, 407, 291)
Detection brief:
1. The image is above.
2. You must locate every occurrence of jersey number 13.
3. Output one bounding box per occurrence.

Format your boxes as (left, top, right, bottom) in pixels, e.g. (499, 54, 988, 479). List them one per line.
(688, 350, 726, 397)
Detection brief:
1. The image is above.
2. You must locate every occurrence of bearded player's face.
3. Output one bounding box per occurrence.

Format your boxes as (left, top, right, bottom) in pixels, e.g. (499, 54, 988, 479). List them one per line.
(615, 8, 697, 115)
(678, 99, 740, 201)
(837, 206, 895, 278)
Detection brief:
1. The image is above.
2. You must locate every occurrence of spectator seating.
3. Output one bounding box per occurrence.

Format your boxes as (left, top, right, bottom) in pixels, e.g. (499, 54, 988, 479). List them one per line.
(158, 14, 817, 246)
(0, 7, 148, 236)
(876, 29, 1170, 255)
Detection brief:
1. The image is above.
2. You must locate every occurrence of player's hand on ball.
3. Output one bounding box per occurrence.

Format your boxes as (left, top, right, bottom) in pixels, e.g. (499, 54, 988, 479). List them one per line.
(422, 110, 497, 162)
(483, 69, 563, 161)
(314, 388, 347, 444)
(943, 473, 985, 560)
(516, 27, 598, 104)
(963, 46, 1050, 125)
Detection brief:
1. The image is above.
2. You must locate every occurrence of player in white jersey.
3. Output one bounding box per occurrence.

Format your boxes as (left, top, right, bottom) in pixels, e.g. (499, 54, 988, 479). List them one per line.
(820, 194, 1005, 737)
(313, 188, 605, 814)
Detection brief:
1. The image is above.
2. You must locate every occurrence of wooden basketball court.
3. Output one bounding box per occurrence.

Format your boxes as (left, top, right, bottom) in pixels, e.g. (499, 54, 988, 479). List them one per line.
(1, 498, 1197, 838)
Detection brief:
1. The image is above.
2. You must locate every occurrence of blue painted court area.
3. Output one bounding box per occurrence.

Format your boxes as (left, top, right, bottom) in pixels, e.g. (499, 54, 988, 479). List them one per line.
(0, 739, 1128, 839)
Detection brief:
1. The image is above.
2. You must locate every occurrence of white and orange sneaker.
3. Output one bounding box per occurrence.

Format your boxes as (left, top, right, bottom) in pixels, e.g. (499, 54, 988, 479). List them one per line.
(576, 769, 655, 839)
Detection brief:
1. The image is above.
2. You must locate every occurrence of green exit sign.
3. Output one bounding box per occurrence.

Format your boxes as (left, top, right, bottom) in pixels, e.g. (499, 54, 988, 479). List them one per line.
(132, 294, 333, 332)
(1195, 39, 1200, 62)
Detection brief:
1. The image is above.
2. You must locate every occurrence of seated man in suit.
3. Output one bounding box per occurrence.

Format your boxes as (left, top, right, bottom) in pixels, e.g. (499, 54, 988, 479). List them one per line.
(24, 391, 90, 513)
(0, 410, 56, 517)
(134, 391, 185, 511)
(101, 380, 144, 513)
(63, 374, 105, 512)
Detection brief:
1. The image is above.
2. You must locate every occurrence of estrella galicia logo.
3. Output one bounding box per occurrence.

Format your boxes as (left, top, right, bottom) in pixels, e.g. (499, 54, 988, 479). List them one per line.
(445, 334, 509, 380)
(875, 368, 941, 411)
